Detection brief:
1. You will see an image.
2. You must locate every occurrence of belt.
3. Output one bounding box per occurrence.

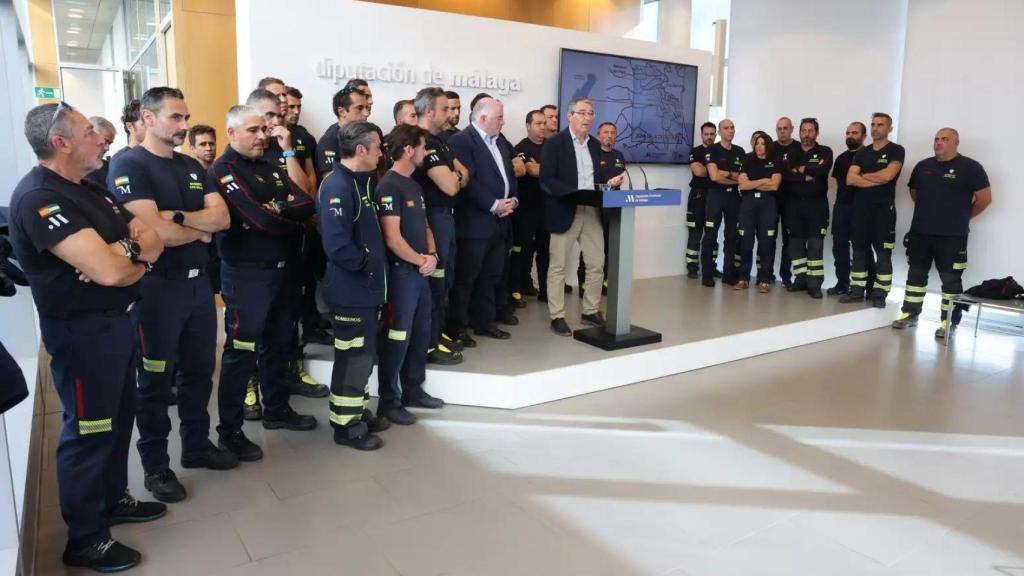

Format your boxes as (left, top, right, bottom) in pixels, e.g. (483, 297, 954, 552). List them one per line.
(741, 191, 773, 198)
(227, 260, 288, 270)
(427, 206, 455, 215)
(148, 267, 206, 279)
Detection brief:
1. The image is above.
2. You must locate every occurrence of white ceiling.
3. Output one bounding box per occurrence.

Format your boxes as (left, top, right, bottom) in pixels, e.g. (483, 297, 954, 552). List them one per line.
(53, 0, 124, 63)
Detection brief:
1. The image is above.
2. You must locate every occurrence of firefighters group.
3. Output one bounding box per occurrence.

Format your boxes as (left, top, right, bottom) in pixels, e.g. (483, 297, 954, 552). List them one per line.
(8, 77, 991, 571)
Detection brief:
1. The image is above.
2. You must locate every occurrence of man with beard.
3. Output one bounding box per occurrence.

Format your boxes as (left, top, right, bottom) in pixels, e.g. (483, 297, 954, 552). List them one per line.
(840, 112, 904, 308)
(685, 122, 717, 279)
(510, 110, 549, 301)
(316, 84, 371, 183)
(393, 99, 418, 127)
(782, 118, 833, 298)
(108, 87, 236, 503)
(443, 90, 461, 138)
(829, 121, 870, 295)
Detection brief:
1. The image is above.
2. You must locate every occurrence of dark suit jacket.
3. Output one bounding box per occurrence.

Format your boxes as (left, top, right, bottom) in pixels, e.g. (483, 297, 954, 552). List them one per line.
(449, 125, 519, 240)
(539, 128, 605, 234)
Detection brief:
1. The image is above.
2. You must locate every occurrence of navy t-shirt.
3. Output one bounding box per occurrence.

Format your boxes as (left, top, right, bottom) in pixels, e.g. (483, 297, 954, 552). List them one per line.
(9, 166, 139, 318)
(708, 143, 746, 193)
(688, 144, 713, 190)
(376, 171, 430, 261)
(108, 146, 216, 272)
(596, 148, 626, 188)
(290, 123, 317, 167)
(316, 123, 340, 183)
(852, 141, 905, 199)
(831, 148, 858, 205)
(740, 153, 782, 186)
(513, 137, 544, 208)
(908, 155, 989, 236)
(415, 132, 457, 210)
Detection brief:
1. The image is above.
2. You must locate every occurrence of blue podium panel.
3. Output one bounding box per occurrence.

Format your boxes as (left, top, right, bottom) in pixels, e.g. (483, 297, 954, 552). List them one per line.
(602, 188, 683, 208)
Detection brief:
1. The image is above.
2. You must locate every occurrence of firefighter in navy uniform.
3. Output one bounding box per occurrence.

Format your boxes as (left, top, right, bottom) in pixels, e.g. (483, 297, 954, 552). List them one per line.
(107, 87, 236, 505)
(736, 133, 782, 292)
(413, 87, 468, 364)
(782, 118, 833, 298)
(774, 117, 802, 287)
(241, 89, 327, 420)
(9, 102, 166, 572)
(686, 122, 717, 279)
(511, 110, 549, 301)
(702, 119, 746, 287)
(892, 128, 992, 339)
(377, 124, 447, 427)
(829, 122, 872, 295)
(316, 84, 371, 184)
(210, 104, 319, 463)
(840, 113, 904, 308)
(318, 121, 389, 449)
(590, 121, 627, 292)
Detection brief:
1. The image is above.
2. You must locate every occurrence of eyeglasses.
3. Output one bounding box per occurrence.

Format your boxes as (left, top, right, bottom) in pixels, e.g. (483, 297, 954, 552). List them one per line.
(48, 101, 73, 136)
(571, 111, 595, 118)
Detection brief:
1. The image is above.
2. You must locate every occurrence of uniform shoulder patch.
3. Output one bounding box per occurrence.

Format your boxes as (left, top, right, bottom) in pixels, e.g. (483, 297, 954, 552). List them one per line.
(114, 176, 129, 186)
(219, 174, 234, 184)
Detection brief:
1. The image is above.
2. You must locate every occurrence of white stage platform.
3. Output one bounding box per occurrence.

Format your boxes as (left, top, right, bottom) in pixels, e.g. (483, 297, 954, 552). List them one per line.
(303, 276, 902, 409)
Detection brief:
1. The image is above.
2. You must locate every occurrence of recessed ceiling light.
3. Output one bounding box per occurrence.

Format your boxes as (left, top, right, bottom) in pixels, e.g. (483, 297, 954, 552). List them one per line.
(67, 13, 82, 18)
(66, 29, 79, 34)
(66, 41, 78, 46)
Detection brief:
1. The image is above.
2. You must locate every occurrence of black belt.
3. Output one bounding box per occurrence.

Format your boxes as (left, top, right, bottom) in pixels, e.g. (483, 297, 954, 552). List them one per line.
(147, 266, 207, 280)
(427, 206, 455, 215)
(741, 191, 774, 198)
(226, 260, 288, 270)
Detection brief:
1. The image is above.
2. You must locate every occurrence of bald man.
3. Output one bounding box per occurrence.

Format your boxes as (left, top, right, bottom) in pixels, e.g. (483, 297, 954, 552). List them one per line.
(774, 116, 801, 287)
(702, 118, 746, 286)
(892, 128, 992, 339)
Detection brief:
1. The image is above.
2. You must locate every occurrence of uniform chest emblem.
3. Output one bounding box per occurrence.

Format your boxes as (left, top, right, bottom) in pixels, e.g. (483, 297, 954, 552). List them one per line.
(256, 175, 265, 183)
(944, 168, 957, 180)
(190, 173, 198, 181)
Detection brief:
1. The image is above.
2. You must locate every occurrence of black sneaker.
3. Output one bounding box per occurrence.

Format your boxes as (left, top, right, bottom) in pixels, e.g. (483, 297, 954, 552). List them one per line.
(701, 277, 715, 287)
(335, 431, 384, 451)
(522, 285, 539, 297)
(404, 393, 445, 409)
(871, 296, 887, 309)
(551, 318, 572, 336)
(426, 345, 463, 365)
(455, 330, 477, 348)
(581, 312, 605, 327)
(686, 269, 699, 279)
(109, 490, 168, 524)
(838, 292, 866, 304)
(380, 406, 418, 426)
(181, 444, 240, 470)
(509, 292, 528, 309)
(564, 284, 573, 294)
(262, 406, 318, 431)
(63, 539, 141, 573)
(143, 469, 186, 503)
(787, 282, 807, 293)
(807, 288, 823, 299)
(218, 430, 263, 462)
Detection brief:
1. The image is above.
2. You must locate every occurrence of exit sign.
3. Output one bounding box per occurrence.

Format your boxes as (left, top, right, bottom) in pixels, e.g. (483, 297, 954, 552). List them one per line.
(34, 86, 61, 99)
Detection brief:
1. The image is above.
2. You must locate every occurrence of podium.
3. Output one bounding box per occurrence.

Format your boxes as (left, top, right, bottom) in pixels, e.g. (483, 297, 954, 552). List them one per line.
(573, 188, 683, 351)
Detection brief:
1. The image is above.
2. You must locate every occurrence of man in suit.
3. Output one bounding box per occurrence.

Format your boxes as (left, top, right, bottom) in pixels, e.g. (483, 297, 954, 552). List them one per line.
(541, 98, 625, 336)
(447, 97, 519, 345)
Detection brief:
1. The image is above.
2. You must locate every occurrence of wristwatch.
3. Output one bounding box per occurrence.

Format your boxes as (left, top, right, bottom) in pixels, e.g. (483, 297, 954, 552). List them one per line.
(172, 211, 185, 225)
(119, 238, 142, 262)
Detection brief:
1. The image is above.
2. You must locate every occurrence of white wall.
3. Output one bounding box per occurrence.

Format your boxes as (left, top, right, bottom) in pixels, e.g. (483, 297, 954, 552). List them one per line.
(896, 0, 1023, 286)
(237, 0, 712, 279)
(726, 0, 908, 282)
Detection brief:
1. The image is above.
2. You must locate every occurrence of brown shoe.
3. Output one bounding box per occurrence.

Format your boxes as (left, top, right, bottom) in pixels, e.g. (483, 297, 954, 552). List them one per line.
(757, 282, 770, 293)
(734, 280, 749, 290)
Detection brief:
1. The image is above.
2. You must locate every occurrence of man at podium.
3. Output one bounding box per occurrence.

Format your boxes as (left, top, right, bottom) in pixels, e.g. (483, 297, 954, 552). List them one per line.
(540, 98, 625, 336)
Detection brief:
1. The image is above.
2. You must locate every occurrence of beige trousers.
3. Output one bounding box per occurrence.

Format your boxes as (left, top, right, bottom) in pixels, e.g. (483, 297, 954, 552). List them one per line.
(547, 205, 604, 318)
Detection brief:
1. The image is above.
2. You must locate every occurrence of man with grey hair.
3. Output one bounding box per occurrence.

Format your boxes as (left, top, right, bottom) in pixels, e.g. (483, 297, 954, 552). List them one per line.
(447, 97, 519, 344)
(394, 99, 417, 127)
(85, 115, 117, 186)
(210, 104, 319, 463)
(246, 88, 314, 195)
(414, 86, 468, 364)
(540, 97, 624, 335)
(9, 101, 165, 571)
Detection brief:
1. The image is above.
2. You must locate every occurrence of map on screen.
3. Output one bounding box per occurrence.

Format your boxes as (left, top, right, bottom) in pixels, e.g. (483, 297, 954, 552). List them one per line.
(558, 49, 698, 165)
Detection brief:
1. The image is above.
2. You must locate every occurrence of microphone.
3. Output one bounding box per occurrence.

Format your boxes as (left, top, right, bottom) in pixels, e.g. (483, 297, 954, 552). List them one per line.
(621, 147, 649, 189)
(622, 167, 633, 190)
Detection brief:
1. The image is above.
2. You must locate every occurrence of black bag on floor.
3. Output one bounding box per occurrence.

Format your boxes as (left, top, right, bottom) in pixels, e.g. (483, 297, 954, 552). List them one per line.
(965, 276, 1024, 300)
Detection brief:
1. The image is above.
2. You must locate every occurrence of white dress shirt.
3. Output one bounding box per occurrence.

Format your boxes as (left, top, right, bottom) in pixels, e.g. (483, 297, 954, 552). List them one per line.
(472, 123, 511, 214)
(571, 132, 595, 190)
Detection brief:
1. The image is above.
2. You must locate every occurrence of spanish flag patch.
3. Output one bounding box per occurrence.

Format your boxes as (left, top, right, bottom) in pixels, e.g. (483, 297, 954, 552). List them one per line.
(37, 204, 61, 217)
(219, 175, 234, 184)
(114, 176, 129, 186)
(329, 197, 341, 205)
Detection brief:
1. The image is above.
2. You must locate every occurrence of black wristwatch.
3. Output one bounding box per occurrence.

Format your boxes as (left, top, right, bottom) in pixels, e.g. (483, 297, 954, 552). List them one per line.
(172, 211, 185, 225)
(119, 238, 142, 262)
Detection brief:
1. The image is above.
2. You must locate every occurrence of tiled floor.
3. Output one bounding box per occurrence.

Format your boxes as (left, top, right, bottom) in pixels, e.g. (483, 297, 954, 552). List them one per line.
(34, 310, 1024, 575)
